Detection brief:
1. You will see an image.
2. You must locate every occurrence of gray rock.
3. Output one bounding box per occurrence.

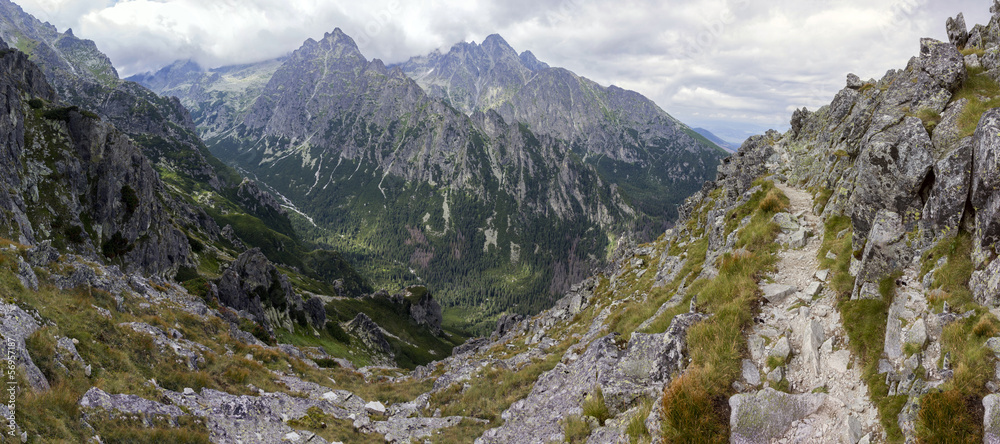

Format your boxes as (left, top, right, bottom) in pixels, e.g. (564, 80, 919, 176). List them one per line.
(788, 228, 810, 249)
(946, 13, 969, 48)
(772, 212, 800, 232)
(346, 313, 394, 365)
(972, 259, 1000, 307)
(846, 73, 863, 90)
(769, 336, 791, 362)
(921, 135, 973, 244)
(845, 414, 864, 444)
(729, 387, 826, 443)
(214, 248, 302, 331)
(405, 286, 443, 335)
(803, 281, 822, 297)
(742, 359, 761, 387)
(767, 366, 784, 384)
(80, 387, 186, 419)
(15, 256, 37, 291)
(603, 312, 710, 413)
(815, 269, 830, 282)
(302, 297, 326, 330)
(801, 319, 826, 377)
(762, 284, 797, 304)
(985, 394, 1000, 444)
(920, 38, 967, 92)
(0, 302, 48, 391)
(987, 337, 1000, 355)
(904, 318, 927, 347)
(853, 210, 909, 298)
(972, 109, 1000, 268)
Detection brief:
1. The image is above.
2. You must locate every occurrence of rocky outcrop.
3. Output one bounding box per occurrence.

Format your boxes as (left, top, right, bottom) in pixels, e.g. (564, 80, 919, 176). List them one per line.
(477, 311, 706, 443)
(729, 388, 826, 443)
(0, 302, 48, 391)
(346, 313, 393, 360)
(403, 287, 443, 335)
(947, 13, 970, 47)
(0, 40, 191, 277)
(214, 248, 302, 330)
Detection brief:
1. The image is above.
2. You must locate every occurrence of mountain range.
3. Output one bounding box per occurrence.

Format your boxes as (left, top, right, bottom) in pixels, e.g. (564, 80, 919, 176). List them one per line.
(129, 29, 725, 332)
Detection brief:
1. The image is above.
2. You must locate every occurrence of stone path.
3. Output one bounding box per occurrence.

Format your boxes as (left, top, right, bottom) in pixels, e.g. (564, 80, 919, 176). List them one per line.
(740, 183, 881, 443)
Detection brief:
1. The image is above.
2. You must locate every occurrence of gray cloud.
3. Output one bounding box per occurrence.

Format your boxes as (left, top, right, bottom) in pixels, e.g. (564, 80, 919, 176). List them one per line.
(14, 0, 993, 144)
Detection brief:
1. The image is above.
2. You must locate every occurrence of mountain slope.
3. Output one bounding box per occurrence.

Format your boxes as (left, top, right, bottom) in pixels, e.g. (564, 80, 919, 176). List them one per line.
(133, 30, 723, 332)
(693, 127, 737, 152)
(137, 29, 639, 333)
(397, 35, 727, 224)
(0, 2, 460, 368)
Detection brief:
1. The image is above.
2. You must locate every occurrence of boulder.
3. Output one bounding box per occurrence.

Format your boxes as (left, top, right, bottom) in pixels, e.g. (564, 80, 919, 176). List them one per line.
(904, 318, 927, 347)
(769, 336, 791, 362)
(771, 212, 800, 232)
(971, 258, 1000, 307)
(846, 73, 864, 90)
(801, 319, 826, 377)
(80, 387, 185, 419)
(302, 297, 326, 329)
(985, 394, 1000, 444)
(0, 303, 48, 391)
(919, 38, 967, 92)
(853, 210, 909, 298)
(850, 118, 935, 244)
(946, 13, 969, 47)
(762, 284, 797, 304)
(742, 359, 761, 387)
(729, 388, 826, 443)
(492, 313, 525, 340)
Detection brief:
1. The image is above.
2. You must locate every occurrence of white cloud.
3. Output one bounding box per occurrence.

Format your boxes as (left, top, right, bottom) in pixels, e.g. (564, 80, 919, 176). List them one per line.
(11, 0, 995, 143)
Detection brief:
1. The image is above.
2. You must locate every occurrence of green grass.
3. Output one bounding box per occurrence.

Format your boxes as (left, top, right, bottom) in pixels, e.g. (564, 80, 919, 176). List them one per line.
(563, 414, 592, 443)
(660, 181, 786, 442)
(914, 233, 994, 442)
(582, 386, 611, 426)
(626, 398, 654, 443)
(953, 66, 1000, 138)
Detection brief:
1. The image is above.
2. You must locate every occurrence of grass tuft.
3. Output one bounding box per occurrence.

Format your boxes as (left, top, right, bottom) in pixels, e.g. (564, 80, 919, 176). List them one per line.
(582, 386, 611, 426)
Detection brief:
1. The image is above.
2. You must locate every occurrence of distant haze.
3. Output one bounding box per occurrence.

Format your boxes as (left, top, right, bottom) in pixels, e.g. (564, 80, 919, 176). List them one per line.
(15, 0, 991, 143)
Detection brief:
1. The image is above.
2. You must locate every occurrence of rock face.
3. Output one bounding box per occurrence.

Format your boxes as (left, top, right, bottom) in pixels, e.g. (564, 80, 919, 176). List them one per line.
(214, 248, 302, 331)
(404, 287, 443, 335)
(0, 40, 192, 277)
(729, 388, 826, 443)
(347, 313, 393, 360)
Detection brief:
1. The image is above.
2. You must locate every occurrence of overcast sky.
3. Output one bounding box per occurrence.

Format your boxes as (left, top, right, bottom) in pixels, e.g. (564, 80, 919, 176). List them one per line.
(15, 0, 993, 144)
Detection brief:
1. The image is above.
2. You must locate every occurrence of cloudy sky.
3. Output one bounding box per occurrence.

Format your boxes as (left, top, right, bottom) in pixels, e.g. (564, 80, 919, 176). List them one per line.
(15, 0, 992, 143)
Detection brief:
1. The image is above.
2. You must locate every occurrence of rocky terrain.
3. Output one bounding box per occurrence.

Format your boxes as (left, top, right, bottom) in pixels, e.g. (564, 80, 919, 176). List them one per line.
(4, 3, 1000, 444)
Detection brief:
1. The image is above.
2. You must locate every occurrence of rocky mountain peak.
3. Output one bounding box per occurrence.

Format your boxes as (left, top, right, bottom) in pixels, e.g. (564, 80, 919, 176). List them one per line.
(518, 50, 549, 71)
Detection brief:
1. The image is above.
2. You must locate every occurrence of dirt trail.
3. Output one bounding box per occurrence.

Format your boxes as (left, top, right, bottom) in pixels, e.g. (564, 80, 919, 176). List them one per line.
(744, 183, 882, 443)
